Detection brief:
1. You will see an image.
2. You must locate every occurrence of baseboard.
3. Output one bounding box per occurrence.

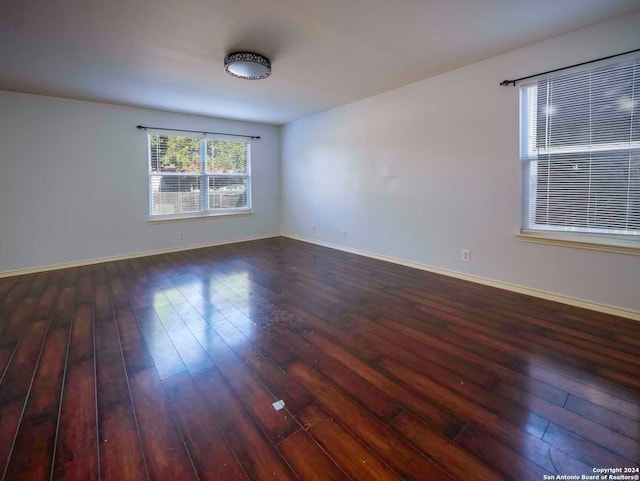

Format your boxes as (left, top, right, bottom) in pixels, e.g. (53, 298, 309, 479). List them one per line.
(4, 231, 638, 322)
(282, 233, 640, 322)
(0, 233, 281, 279)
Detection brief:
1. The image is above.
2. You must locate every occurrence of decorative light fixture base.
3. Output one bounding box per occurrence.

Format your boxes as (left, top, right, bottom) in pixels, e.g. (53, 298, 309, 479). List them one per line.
(224, 52, 272, 80)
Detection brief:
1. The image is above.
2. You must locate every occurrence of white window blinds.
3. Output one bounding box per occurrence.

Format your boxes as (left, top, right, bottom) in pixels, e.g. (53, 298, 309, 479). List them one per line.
(148, 133, 251, 219)
(521, 58, 640, 236)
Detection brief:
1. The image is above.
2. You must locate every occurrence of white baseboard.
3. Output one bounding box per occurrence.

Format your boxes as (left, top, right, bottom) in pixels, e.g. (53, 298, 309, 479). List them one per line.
(281, 233, 640, 322)
(3, 231, 638, 322)
(0, 233, 280, 279)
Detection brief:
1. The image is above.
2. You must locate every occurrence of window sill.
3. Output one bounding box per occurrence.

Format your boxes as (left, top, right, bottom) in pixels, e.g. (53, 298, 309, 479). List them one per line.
(517, 230, 640, 256)
(148, 209, 253, 223)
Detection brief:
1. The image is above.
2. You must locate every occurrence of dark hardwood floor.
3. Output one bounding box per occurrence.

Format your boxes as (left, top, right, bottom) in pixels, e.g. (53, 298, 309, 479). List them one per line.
(0, 236, 639, 481)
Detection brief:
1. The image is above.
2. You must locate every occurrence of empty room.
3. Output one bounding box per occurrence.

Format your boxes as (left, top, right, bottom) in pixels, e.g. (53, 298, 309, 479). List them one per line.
(1, 0, 640, 480)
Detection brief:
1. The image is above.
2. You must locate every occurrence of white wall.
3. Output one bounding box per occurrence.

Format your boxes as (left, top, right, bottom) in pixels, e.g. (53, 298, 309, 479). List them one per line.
(281, 12, 640, 313)
(0, 92, 280, 272)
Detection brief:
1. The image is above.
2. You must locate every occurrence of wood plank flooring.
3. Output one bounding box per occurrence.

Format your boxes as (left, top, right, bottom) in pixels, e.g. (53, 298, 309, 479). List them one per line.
(0, 236, 639, 481)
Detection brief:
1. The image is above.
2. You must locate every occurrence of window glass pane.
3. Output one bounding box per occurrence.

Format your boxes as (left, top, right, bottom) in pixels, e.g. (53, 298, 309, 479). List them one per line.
(150, 175, 202, 215)
(206, 140, 248, 174)
(150, 134, 202, 173)
(588, 151, 632, 230)
(535, 153, 590, 227)
(537, 73, 592, 150)
(590, 64, 634, 145)
(536, 63, 636, 151)
(208, 176, 248, 209)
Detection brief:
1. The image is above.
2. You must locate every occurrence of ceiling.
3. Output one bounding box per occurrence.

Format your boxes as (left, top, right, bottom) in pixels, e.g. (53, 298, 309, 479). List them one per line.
(1, 0, 639, 125)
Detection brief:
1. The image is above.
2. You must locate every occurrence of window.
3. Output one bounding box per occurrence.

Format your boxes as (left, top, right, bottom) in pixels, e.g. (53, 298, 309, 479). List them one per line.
(148, 133, 251, 219)
(520, 58, 639, 242)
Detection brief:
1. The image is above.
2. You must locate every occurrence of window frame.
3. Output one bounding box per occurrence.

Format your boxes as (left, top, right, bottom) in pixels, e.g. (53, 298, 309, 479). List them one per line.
(146, 132, 252, 222)
(518, 72, 640, 253)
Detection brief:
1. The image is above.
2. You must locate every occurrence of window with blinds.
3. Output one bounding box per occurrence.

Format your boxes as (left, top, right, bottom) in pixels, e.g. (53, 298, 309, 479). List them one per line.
(520, 58, 639, 238)
(148, 133, 251, 219)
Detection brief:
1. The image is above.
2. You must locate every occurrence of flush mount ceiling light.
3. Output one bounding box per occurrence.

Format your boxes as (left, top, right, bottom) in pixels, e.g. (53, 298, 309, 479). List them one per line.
(224, 52, 271, 80)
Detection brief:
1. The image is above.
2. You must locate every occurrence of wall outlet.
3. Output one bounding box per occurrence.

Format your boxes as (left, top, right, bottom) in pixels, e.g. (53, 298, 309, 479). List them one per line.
(311, 224, 316, 233)
(178, 232, 184, 240)
(341, 229, 347, 239)
(461, 249, 470, 262)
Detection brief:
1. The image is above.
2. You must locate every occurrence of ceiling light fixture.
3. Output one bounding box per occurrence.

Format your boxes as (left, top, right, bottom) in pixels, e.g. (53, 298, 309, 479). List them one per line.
(224, 52, 271, 80)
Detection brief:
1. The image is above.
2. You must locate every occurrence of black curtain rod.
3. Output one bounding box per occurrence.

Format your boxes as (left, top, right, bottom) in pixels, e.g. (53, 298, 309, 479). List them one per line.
(136, 125, 260, 139)
(499, 47, 640, 86)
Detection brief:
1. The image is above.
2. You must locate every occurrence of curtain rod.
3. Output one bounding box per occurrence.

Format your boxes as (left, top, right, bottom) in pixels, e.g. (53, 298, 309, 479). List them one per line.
(499, 47, 640, 86)
(136, 125, 260, 139)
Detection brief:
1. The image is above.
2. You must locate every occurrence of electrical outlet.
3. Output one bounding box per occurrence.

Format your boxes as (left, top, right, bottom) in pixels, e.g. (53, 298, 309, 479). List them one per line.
(178, 232, 184, 240)
(461, 249, 470, 262)
(311, 224, 316, 233)
(341, 229, 347, 239)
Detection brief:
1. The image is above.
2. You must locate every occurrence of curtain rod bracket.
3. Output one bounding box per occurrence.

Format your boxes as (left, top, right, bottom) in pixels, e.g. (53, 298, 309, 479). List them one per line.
(499, 80, 516, 87)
